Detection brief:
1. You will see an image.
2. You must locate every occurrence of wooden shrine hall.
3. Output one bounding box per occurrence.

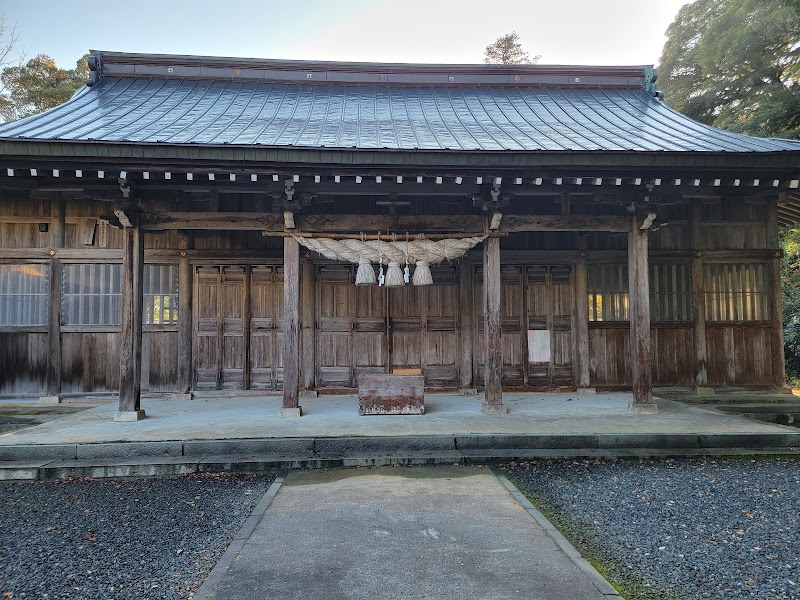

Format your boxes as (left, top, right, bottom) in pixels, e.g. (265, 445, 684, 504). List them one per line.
(0, 50, 800, 420)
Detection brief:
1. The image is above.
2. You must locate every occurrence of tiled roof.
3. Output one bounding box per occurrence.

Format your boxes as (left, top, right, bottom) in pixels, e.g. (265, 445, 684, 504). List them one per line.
(1, 74, 799, 153)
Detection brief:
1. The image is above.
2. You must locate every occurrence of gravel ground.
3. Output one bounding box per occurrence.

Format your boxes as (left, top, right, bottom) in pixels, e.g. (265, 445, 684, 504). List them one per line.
(0, 472, 275, 599)
(504, 458, 800, 599)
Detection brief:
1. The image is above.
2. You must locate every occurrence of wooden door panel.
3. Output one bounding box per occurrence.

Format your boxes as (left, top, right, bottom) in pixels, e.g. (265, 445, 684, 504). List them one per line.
(355, 285, 387, 378)
(194, 267, 221, 390)
(389, 286, 422, 373)
(424, 273, 458, 383)
(475, 264, 576, 387)
(317, 267, 354, 386)
(391, 333, 421, 368)
(474, 266, 525, 385)
(550, 267, 574, 383)
(219, 267, 245, 389)
(249, 266, 281, 389)
(501, 267, 524, 385)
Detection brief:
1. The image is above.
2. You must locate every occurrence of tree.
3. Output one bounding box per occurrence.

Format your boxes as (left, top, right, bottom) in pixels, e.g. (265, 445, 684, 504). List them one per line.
(781, 226, 800, 382)
(484, 32, 540, 65)
(659, 0, 800, 138)
(0, 15, 25, 120)
(0, 16, 22, 70)
(0, 53, 88, 122)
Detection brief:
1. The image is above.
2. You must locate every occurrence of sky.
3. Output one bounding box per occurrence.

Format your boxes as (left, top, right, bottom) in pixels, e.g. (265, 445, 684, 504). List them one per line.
(2, 0, 692, 68)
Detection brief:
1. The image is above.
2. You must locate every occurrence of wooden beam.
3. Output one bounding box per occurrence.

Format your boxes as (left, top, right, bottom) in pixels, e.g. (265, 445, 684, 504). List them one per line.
(280, 236, 302, 416)
(458, 258, 474, 389)
(116, 224, 145, 420)
(140, 212, 632, 233)
(690, 203, 708, 387)
(300, 261, 315, 390)
(766, 202, 786, 388)
(628, 216, 656, 412)
(482, 237, 506, 413)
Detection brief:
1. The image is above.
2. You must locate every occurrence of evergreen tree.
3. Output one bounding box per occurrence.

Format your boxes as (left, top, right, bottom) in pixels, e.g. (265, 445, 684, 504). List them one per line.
(659, 0, 800, 138)
(484, 32, 540, 65)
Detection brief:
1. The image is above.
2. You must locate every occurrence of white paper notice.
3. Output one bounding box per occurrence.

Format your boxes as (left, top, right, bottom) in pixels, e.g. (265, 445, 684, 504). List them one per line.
(527, 330, 551, 363)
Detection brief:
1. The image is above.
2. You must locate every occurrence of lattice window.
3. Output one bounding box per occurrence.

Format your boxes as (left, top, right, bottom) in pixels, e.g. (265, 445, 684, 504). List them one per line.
(704, 263, 769, 321)
(649, 263, 692, 321)
(62, 263, 122, 326)
(588, 264, 629, 321)
(588, 263, 692, 322)
(0, 263, 49, 326)
(144, 264, 178, 325)
(62, 263, 179, 326)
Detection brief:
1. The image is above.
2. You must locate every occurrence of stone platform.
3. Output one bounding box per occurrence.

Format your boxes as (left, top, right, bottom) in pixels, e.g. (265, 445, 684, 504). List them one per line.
(0, 392, 798, 480)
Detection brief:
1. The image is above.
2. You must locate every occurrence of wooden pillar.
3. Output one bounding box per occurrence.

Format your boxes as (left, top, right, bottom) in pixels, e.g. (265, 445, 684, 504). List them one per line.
(689, 201, 709, 388)
(176, 231, 193, 394)
(766, 201, 787, 388)
(116, 223, 146, 420)
(482, 237, 506, 413)
(628, 216, 656, 412)
(42, 193, 64, 403)
(280, 236, 302, 416)
(300, 260, 315, 390)
(574, 238, 591, 389)
(458, 258, 474, 390)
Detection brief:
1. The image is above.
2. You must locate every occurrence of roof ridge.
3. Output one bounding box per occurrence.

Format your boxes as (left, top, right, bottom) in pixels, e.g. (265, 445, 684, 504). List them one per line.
(86, 50, 650, 89)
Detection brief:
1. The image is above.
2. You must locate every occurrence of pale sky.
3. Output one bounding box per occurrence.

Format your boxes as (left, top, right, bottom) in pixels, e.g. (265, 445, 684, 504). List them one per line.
(2, 0, 691, 68)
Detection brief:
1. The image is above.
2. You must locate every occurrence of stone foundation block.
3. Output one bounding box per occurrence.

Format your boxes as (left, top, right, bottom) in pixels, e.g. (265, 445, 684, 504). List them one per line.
(481, 402, 508, 414)
(694, 386, 715, 395)
(278, 407, 303, 418)
(113, 410, 146, 422)
(629, 402, 658, 414)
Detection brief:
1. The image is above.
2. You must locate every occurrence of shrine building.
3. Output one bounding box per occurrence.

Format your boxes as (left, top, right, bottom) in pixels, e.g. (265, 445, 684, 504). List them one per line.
(0, 51, 799, 419)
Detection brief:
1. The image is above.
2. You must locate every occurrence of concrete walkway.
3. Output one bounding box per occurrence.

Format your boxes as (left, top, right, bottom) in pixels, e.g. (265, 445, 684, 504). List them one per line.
(1, 392, 799, 479)
(196, 466, 620, 600)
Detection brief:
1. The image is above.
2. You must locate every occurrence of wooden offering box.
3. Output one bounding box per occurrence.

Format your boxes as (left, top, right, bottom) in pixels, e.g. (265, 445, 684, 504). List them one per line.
(357, 375, 425, 415)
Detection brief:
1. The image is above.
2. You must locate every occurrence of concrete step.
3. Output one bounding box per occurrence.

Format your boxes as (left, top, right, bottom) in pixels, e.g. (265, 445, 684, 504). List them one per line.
(2, 431, 800, 463)
(2, 435, 800, 480)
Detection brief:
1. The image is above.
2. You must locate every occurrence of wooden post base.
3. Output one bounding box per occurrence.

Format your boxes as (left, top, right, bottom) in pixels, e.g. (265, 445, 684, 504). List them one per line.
(628, 402, 658, 414)
(278, 407, 303, 418)
(481, 402, 508, 414)
(113, 410, 146, 422)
